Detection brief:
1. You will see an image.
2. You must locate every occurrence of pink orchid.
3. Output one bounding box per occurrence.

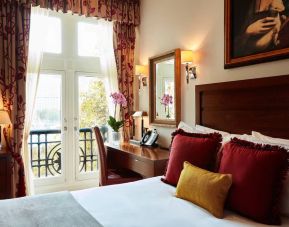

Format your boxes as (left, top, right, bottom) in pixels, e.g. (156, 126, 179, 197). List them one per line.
(110, 92, 127, 124)
(110, 92, 127, 107)
(160, 94, 173, 106)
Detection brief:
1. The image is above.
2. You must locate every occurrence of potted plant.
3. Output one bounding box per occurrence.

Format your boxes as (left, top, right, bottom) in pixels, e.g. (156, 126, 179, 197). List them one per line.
(107, 92, 127, 144)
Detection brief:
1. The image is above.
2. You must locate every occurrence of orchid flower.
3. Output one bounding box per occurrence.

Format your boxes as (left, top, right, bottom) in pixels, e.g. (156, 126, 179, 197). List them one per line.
(108, 92, 127, 132)
(160, 94, 173, 106)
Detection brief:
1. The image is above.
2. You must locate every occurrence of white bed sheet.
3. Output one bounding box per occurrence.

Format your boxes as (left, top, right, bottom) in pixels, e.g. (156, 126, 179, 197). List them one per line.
(72, 177, 289, 227)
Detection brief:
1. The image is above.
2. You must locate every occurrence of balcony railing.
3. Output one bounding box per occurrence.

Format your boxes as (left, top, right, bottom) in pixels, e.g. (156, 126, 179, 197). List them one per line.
(29, 128, 99, 178)
(79, 128, 97, 173)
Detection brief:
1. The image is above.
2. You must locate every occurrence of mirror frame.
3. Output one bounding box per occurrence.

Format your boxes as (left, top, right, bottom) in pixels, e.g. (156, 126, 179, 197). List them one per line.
(149, 48, 181, 127)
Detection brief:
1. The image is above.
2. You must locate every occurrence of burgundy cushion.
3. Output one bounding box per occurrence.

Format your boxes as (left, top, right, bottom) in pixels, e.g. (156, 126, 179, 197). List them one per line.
(218, 138, 289, 225)
(162, 129, 222, 186)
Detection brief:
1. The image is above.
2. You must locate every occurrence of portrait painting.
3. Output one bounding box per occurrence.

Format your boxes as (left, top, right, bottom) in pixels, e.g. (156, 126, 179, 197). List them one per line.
(225, 0, 289, 68)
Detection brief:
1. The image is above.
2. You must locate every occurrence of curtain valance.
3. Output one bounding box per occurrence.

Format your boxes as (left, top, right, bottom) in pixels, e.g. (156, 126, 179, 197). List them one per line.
(3, 0, 140, 25)
(12, 0, 139, 25)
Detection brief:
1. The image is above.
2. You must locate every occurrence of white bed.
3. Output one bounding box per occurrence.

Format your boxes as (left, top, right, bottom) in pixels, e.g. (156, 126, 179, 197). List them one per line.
(72, 177, 289, 227)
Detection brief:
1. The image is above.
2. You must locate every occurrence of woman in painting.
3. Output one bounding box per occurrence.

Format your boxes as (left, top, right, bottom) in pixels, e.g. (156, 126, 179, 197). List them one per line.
(234, 0, 288, 57)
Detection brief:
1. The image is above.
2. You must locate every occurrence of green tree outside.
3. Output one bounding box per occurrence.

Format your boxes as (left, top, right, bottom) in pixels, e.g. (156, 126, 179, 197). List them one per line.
(79, 80, 109, 129)
(78, 79, 109, 172)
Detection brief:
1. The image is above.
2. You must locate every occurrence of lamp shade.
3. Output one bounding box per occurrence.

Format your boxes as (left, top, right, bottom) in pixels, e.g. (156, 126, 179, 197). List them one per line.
(132, 111, 148, 118)
(0, 110, 11, 125)
(135, 65, 146, 75)
(181, 50, 193, 64)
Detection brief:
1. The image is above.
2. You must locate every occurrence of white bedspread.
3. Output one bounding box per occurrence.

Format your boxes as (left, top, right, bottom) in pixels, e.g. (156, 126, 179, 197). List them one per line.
(72, 177, 289, 227)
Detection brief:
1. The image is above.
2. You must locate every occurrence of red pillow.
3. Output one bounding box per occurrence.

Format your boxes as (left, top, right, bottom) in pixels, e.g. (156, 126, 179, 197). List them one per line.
(162, 129, 222, 186)
(218, 138, 289, 225)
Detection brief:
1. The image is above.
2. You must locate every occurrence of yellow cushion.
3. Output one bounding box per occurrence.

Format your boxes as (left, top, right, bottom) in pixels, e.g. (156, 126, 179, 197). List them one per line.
(175, 161, 232, 218)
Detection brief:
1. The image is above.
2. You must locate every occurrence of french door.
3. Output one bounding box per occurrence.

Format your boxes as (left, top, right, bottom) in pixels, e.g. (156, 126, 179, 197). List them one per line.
(30, 71, 67, 189)
(74, 73, 108, 181)
(28, 8, 111, 193)
(31, 71, 108, 193)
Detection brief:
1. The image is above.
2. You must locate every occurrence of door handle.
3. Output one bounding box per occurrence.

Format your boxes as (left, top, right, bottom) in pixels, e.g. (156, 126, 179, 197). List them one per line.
(74, 126, 80, 136)
(63, 118, 68, 131)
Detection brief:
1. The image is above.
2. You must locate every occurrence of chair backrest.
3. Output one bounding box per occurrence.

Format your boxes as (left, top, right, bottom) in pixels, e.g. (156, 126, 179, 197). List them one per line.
(93, 126, 107, 186)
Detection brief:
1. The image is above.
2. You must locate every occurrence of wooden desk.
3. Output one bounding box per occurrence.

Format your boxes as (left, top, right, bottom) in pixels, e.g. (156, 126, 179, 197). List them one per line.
(106, 143, 170, 178)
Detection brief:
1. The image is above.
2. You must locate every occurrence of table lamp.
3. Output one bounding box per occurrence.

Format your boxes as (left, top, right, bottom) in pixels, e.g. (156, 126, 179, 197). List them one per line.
(132, 111, 148, 137)
(0, 110, 11, 150)
(130, 111, 148, 145)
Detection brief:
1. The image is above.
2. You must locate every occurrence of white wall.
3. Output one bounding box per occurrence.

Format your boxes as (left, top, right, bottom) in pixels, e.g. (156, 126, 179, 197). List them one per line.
(136, 0, 289, 148)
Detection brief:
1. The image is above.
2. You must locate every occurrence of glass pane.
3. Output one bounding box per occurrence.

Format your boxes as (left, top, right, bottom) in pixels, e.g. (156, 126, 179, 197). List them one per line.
(78, 22, 101, 57)
(30, 13, 61, 54)
(78, 76, 109, 173)
(43, 17, 62, 54)
(155, 58, 175, 120)
(29, 74, 62, 178)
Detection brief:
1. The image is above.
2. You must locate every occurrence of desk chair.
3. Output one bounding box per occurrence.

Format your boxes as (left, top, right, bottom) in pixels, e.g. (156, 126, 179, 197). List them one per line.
(93, 126, 143, 186)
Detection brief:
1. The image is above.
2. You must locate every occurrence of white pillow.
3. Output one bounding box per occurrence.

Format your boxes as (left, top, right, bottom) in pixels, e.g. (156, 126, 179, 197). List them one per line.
(195, 125, 230, 138)
(252, 131, 289, 146)
(227, 133, 289, 151)
(251, 131, 289, 216)
(222, 134, 256, 144)
(177, 121, 200, 133)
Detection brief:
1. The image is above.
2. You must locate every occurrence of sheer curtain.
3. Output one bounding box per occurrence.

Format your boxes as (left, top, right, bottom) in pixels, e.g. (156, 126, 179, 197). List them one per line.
(23, 6, 49, 195)
(98, 19, 119, 118)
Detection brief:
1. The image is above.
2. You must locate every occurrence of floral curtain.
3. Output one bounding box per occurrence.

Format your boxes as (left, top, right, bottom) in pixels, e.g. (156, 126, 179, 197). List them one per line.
(30, 0, 140, 25)
(0, 0, 139, 197)
(113, 22, 135, 141)
(0, 0, 31, 197)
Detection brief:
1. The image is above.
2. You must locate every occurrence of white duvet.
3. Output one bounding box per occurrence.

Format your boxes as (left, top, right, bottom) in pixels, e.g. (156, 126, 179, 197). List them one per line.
(72, 177, 289, 227)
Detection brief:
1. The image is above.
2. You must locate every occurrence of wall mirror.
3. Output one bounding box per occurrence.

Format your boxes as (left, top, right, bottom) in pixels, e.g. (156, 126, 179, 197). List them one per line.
(149, 49, 181, 127)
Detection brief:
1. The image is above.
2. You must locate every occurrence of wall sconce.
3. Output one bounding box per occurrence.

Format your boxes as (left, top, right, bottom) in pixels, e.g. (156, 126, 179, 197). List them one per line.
(181, 50, 197, 84)
(135, 65, 147, 88)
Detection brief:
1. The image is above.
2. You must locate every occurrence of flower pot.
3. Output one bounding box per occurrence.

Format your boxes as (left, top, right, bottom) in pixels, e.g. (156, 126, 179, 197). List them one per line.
(111, 131, 120, 145)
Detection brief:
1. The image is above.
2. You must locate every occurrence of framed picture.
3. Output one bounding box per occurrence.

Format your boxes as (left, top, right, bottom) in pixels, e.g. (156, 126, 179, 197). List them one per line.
(225, 0, 289, 68)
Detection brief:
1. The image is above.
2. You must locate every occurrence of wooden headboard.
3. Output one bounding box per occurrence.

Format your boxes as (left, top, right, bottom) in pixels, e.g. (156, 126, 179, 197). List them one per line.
(195, 75, 289, 139)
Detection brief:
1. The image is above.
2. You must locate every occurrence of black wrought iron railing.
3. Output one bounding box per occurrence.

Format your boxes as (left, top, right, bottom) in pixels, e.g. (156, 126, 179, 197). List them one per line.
(29, 128, 98, 178)
(79, 128, 97, 173)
